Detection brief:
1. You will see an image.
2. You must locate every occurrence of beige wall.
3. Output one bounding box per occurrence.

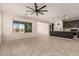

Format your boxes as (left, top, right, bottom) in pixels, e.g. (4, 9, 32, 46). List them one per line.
(3, 12, 37, 40)
(54, 20, 63, 31)
(37, 21, 49, 36)
(51, 19, 63, 31)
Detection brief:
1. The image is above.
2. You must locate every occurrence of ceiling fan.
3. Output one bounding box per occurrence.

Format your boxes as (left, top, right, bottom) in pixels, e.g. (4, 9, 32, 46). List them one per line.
(25, 3, 48, 16)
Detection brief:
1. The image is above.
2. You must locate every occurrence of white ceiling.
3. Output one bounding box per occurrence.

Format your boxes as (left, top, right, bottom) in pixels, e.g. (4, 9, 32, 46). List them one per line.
(1, 3, 79, 22)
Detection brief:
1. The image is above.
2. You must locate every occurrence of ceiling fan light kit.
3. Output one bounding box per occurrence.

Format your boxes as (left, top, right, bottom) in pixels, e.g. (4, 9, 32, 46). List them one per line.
(25, 3, 48, 16)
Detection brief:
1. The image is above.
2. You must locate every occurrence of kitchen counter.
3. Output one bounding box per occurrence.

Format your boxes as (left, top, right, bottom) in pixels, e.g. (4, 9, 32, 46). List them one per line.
(50, 31, 79, 39)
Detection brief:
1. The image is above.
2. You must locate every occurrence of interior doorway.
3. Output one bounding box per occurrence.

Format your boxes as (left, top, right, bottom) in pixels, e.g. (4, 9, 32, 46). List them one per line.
(50, 23, 54, 32)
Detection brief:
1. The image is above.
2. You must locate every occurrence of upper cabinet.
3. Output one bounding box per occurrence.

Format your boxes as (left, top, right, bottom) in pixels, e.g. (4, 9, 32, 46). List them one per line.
(63, 20, 79, 28)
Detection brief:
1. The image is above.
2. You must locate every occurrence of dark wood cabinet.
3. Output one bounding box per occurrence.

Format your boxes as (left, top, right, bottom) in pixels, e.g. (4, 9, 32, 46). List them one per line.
(50, 31, 73, 39)
(63, 20, 79, 28)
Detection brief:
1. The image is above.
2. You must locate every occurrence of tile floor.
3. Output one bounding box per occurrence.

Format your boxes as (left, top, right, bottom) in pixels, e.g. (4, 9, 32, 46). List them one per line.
(0, 35, 79, 56)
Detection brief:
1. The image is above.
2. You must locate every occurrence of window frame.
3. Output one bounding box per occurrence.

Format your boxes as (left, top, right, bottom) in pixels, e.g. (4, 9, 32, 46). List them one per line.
(13, 21, 32, 33)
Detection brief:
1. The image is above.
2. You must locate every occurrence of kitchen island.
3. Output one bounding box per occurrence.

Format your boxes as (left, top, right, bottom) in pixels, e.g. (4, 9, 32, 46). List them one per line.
(50, 31, 79, 39)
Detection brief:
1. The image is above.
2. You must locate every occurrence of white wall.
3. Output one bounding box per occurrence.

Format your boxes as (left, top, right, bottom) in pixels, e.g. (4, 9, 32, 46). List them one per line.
(37, 21, 49, 36)
(3, 12, 37, 40)
(0, 9, 1, 43)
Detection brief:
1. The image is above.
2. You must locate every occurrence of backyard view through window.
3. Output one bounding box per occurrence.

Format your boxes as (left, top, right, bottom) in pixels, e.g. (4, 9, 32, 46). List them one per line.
(13, 21, 32, 33)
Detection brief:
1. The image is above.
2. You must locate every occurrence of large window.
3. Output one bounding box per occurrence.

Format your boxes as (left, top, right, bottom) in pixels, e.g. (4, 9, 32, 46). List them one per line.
(13, 21, 32, 33)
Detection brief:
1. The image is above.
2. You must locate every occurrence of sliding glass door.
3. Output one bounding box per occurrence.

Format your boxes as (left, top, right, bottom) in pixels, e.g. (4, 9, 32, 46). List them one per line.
(13, 21, 32, 33)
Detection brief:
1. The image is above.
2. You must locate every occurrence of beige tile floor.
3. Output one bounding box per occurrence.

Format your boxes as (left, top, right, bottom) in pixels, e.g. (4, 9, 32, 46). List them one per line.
(0, 35, 79, 56)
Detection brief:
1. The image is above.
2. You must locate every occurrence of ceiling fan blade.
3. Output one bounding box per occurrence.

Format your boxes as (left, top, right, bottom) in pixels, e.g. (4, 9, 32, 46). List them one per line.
(38, 5, 46, 10)
(25, 13, 27, 15)
(34, 3, 37, 10)
(25, 3, 47, 16)
(25, 10, 34, 12)
(38, 12, 44, 15)
(26, 6, 35, 11)
(40, 10, 48, 12)
(36, 12, 38, 16)
(31, 12, 35, 15)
